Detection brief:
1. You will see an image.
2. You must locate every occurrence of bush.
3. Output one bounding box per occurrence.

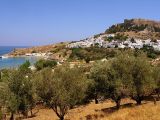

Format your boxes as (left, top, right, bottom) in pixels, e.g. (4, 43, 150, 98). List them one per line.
(19, 60, 31, 74)
(34, 59, 57, 70)
(141, 45, 160, 59)
(70, 47, 117, 61)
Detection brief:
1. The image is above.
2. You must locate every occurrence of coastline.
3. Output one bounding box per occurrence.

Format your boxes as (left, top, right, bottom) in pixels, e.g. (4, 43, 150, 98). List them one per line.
(0, 55, 40, 69)
(0, 46, 45, 69)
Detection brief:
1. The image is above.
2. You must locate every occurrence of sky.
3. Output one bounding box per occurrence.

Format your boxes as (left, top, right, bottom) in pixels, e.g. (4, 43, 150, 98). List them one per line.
(0, 0, 160, 46)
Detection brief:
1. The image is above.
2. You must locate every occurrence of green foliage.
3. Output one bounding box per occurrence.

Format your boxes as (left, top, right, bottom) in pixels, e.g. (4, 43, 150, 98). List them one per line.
(90, 51, 157, 107)
(94, 43, 100, 47)
(8, 70, 36, 116)
(0, 49, 159, 119)
(90, 52, 133, 108)
(94, 34, 102, 38)
(70, 47, 117, 61)
(90, 61, 110, 103)
(104, 34, 128, 41)
(114, 34, 128, 41)
(153, 66, 160, 87)
(0, 69, 13, 82)
(103, 36, 113, 42)
(129, 57, 156, 104)
(154, 26, 160, 32)
(0, 110, 2, 120)
(34, 68, 54, 104)
(85, 57, 91, 63)
(0, 70, 36, 119)
(19, 60, 31, 74)
(141, 45, 160, 59)
(35, 65, 89, 120)
(7, 92, 20, 114)
(34, 59, 57, 70)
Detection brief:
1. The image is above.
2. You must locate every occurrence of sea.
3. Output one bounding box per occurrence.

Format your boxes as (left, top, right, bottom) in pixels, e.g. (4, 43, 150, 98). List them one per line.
(0, 46, 39, 69)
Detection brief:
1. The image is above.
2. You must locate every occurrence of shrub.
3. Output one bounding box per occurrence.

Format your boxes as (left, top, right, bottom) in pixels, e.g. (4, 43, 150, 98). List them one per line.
(34, 59, 57, 70)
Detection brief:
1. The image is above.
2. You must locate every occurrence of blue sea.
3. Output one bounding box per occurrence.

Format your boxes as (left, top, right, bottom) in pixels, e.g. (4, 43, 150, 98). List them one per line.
(0, 46, 39, 69)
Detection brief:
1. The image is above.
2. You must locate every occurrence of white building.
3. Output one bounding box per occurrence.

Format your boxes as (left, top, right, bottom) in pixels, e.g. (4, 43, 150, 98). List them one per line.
(66, 34, 160, 51)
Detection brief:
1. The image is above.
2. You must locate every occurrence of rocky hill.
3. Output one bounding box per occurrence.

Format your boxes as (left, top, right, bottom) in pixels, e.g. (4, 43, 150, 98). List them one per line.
(105, 18, 160, 40)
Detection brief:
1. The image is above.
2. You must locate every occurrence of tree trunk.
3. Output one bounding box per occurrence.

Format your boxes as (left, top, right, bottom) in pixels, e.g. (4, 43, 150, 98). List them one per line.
(30, 109, 33, 116)
(10, 113, 14, 120)
(95, 98, 98, 104)
(70, 105, 74, 109)
(136, 98, 142, 105)
(59, 116, 64, 120)
(95, 94, 98, 104)
(116, 99, 121, 109)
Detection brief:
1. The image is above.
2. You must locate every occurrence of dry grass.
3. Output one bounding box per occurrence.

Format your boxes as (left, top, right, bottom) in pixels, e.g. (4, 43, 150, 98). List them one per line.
(25, 99, 160, 120)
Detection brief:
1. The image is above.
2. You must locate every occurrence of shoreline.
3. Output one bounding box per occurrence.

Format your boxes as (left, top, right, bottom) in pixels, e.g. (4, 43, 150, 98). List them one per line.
(0, 55, 40, 70)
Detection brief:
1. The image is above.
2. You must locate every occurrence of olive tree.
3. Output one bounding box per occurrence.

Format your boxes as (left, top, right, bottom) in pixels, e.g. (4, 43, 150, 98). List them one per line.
(35, 65, 89, 120)
(90, 52, 133, 109)
(151, 65, 160, 100)
(2, 69, 36, 119)
(130, 57, 156, 105)
(107, 54, 133, 109)
(0, 69, 19, 120)
(90, 61, 110, 104)
(152, 65, 160, 88)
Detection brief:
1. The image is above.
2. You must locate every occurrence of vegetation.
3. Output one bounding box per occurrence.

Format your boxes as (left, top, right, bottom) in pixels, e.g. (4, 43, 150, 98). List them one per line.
(103, 34, 128, 42)
(90, 51, 158, 109)
(94, 33, 103, 39)
(129, 57, 156, 104)
(90, 53, 132, 109)
(34, 59, 57, 70)
(103, 36, 113, 42)
(106, 19, 160, 33)
(141, 45, 160, 59)
(0, 50, 159, 120)
(0, 62, 36, 120)
(19, 60, 31, 74)
(69, 47, 117, 61)
(34, 65, 90, 120)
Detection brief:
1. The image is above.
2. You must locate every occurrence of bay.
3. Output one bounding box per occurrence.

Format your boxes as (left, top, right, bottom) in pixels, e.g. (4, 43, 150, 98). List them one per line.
(0, 46, 39, 69)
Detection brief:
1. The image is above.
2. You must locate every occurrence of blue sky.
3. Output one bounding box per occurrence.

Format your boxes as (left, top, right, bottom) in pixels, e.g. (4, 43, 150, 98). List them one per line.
(0, 0, 160, 46)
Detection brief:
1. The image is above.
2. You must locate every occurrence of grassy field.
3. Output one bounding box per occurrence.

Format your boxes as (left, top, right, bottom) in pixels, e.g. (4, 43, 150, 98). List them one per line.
(25, 99, 160, 120)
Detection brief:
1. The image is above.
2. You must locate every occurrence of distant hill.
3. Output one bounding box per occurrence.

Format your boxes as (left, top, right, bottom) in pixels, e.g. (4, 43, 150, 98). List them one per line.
(106, 19, 160, 33)
(105, 19, 160, 40)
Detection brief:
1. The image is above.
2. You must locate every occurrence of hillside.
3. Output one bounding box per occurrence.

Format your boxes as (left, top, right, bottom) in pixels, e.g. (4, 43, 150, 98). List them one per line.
(105, 19, 160, 40)
(25, 99, 160, 120)
(8, 18, 160, 61)
(8, 42, 72, 61)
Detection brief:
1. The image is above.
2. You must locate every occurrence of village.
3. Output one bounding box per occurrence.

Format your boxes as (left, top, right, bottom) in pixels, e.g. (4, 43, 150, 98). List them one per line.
(67, 34, 160, 51)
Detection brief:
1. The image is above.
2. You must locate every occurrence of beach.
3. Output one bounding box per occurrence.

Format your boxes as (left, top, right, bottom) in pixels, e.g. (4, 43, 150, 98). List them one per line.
(0, 46, 39, 69)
